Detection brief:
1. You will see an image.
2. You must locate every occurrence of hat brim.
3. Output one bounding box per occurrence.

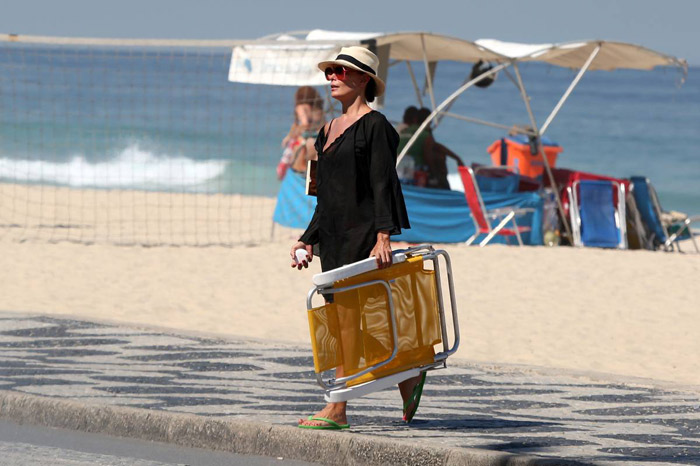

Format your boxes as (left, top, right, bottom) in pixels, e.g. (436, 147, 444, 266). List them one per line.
(317, 59, 386, 97)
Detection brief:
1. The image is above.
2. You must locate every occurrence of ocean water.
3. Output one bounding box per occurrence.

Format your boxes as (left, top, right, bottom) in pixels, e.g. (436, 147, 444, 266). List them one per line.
(0, 43, 698, 215)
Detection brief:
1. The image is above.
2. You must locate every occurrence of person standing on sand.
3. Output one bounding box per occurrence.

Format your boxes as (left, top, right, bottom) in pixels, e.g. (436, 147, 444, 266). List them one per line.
(278, 86, 326, 179)
(290, 47, 424, 429)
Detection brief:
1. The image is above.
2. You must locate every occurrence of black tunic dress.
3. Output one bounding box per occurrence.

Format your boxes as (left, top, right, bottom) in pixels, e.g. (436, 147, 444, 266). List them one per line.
(299, 111, 411, 272)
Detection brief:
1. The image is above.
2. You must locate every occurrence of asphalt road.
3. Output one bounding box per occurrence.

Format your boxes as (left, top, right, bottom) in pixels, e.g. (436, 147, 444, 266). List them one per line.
(0, 419, 316, 466)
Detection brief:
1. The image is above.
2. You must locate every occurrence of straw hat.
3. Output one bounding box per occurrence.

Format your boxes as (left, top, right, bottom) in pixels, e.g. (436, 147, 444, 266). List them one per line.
(318, 46, 386, 97)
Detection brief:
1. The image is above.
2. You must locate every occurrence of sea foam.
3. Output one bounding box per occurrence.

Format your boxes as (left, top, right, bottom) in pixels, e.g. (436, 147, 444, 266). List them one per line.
(0, 144, 227, 191)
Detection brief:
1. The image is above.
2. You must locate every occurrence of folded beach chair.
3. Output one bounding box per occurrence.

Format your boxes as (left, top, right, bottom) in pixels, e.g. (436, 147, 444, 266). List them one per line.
(306, 245, 459, 403)
(624, 191, 653, 250)
(568, 179, 627, 249)
(630, 176, 699, 253)
(458, 166, 533, 246)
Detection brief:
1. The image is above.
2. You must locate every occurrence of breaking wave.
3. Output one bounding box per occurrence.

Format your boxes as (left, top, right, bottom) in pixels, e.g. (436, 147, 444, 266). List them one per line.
(0, 144, 228, 191)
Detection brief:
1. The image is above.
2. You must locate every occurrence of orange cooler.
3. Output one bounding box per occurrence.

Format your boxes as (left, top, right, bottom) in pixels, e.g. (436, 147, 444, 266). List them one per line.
(487, 135, 563, 178)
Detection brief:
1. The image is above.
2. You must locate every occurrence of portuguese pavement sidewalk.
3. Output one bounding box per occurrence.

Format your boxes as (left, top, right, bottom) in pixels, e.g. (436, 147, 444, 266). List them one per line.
(0, 312, 698, 465)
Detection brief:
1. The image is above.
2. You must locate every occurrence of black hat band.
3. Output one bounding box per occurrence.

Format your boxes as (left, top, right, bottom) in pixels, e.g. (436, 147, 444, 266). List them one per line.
(335, 54, 376, 75)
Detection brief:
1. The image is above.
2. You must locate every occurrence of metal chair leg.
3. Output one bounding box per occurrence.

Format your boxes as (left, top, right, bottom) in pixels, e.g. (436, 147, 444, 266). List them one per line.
(479, 212, 514, 247)
(666, 234, 681, 252)
(691, 228, 700, 253)
(465, 233, 479, 246)
(687, 217, 700, 253)
(511, 217, 524, 246)
(666, 220, 700, 253)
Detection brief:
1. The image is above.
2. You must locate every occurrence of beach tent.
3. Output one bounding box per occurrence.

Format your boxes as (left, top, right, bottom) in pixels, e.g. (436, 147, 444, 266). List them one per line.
(231, 31, 687, 243)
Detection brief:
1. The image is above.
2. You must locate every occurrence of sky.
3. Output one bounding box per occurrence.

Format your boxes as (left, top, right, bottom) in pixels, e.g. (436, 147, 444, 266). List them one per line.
(2, 0, 699, 65)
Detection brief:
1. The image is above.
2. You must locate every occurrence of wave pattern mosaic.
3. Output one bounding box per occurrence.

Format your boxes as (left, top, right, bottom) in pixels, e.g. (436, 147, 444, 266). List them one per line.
(0, 313, 698, 465)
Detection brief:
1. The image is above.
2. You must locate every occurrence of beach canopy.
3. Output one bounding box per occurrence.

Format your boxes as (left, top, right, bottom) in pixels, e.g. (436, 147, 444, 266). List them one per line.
(227, 30, 504, 86)
(245, 30, 686, 244)
(228, 30, 687, 86)
(475, 39, 687, 71)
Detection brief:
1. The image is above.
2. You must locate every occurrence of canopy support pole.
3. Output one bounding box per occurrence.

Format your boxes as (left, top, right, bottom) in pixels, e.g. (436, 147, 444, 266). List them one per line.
(501, 67, 522, 89)
(420, 34, 436, 110)
(540, 45, 601, 135)
(512, 62, 572, 242)
(441, 111, 533, 133)
(433, 74, 471, 127)
(397, 61, 511, 166)
(405, 61, 424, 108)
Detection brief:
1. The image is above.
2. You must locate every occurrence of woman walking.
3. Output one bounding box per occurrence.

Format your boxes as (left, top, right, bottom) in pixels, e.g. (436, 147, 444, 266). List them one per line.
(290, 47, 424, 429)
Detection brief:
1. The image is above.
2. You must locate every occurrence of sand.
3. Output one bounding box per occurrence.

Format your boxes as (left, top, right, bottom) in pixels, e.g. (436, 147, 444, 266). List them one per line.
(2, 237, 699, 387)
(0, 183, 288, 246)
(1, 184, 699, 387)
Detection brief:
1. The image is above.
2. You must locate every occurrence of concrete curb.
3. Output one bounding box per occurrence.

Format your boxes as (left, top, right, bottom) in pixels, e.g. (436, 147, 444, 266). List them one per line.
(0, 390, 588, 465)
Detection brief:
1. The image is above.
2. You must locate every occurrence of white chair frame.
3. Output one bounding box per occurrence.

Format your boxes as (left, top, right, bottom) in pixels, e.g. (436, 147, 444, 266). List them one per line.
(567, 179, 627, 249)
(640, 178, 700, 253)
(461, 166, 534, 247)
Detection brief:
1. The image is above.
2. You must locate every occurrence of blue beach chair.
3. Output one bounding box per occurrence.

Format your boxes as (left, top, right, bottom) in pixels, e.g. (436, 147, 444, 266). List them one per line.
(568, 180, 627, 249)
(630, 177, 699, 253)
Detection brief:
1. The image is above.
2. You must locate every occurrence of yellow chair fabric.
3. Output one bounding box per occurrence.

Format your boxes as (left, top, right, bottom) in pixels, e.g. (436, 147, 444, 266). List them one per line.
(307, 256, 442, 387)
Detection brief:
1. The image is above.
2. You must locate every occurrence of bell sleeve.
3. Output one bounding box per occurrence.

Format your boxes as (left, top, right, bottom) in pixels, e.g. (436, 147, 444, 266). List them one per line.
(368, 116, 411, 235)
(299, 129, 326, 245)
(299, 205, 320, 245)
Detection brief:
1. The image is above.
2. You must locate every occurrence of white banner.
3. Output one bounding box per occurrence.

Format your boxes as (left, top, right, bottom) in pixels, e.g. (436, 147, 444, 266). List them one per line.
(228, 45, 339, 86)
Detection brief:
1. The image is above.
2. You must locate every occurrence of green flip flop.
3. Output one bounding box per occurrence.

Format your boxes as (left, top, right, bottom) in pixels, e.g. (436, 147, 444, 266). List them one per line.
(403, 372, 426, 423)
(298, 416, 350, 430)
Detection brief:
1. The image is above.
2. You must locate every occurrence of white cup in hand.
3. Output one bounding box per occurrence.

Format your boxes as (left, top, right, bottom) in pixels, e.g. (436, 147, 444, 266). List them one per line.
(295, 248, 309, 264)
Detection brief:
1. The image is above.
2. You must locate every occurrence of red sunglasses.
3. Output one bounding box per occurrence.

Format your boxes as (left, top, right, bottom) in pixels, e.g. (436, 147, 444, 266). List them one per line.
(324, 65, 349, 81)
